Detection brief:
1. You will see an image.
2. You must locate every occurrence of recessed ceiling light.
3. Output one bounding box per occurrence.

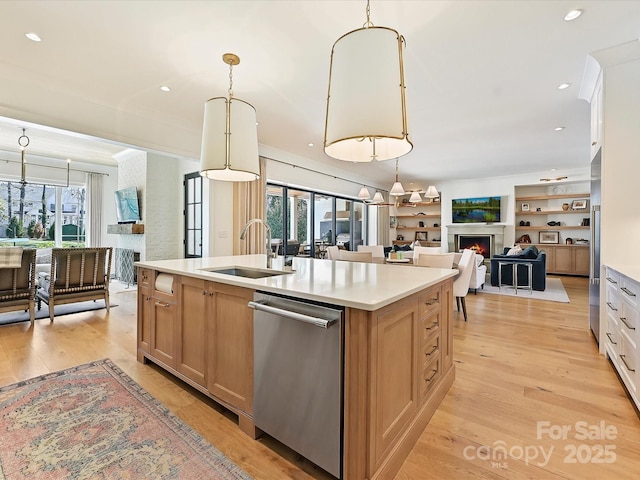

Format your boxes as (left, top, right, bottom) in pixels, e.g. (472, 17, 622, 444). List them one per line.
(160, 85, 171, 92)
(564, 9, 582, 21)
(25, 32, 42, 42)
(308, 143, 314, 147)
(555, 127, 565, 131)
(558, 83, 571, 90)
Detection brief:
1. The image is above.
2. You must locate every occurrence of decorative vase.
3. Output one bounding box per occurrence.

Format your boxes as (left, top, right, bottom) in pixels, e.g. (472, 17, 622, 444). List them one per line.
(562, 203, 570, 211)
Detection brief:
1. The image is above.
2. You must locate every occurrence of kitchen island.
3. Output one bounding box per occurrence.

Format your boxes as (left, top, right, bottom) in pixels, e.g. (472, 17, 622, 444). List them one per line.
(136, 255, 456, 480)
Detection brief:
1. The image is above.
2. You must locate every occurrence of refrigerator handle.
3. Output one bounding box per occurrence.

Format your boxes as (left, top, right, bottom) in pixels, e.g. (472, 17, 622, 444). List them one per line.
(591, 204, 600, 283)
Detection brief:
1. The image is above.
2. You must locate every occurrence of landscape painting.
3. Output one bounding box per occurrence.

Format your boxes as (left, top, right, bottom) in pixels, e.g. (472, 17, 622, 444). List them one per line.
(452, 196, 501, 223)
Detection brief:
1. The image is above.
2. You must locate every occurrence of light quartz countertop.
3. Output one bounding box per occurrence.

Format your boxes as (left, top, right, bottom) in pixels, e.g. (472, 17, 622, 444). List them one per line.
(136, 254, 457, 311)
(604, 264, 640, 283)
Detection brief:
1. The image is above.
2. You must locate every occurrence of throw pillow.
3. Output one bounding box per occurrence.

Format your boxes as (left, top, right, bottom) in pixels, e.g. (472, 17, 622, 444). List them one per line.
(521, 246, 538, 259)
(506, 246, 523, 256)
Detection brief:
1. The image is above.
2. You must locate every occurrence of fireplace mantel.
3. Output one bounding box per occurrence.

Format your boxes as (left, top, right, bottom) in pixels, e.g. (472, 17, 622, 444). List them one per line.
(447, 224, 505, 256)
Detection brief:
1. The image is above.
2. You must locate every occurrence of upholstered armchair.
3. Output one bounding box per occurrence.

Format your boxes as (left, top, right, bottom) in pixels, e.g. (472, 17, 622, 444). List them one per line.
(36, 247, 113, 321)
(0, 248, 37, 323)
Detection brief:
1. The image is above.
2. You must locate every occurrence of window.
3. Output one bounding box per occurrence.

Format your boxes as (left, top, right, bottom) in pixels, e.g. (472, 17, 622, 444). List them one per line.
(267, 183, 368, 257)
(0, 180, 86, 247)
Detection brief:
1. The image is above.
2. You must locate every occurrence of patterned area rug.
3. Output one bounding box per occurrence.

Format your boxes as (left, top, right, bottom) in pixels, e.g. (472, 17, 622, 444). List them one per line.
(0, 359, 252, 479)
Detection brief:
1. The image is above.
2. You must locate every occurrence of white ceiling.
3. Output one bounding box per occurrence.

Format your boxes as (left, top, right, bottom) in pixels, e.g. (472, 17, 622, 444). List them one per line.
(0, 1, 639, 190)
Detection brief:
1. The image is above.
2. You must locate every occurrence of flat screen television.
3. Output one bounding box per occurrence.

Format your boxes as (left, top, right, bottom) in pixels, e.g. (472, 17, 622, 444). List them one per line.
(114, 187, 141, 224)
(452, 196, 501, 223)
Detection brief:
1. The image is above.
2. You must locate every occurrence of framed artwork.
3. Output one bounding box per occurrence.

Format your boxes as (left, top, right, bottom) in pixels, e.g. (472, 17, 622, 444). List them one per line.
(539, 231, 559, 244)
(521, 203, 530, 212)
(415, 231, 427, 241)
(390, 215, 397, 228)
(571, 200, 587, 210)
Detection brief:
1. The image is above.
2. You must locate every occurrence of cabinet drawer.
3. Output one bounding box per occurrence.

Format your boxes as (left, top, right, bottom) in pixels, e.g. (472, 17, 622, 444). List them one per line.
(605, 285, 621, 321)
(421, 334, 440, 370)
(604, 325, 621, 360)
(419, 287, 441, 318)
(421, 312, 441, 343)
(604, 269, 621, 288)
(138, 267, 153, 287)
(620, 277, 640, 309)
(420, 356, 441, 402)
(619, 300, 638, 343)
(619, 335, 638, 396)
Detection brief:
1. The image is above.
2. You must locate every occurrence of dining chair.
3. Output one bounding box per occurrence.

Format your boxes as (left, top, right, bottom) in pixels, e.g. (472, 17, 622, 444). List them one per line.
(357, 245, 385, 258)
(326, 245, 340, 260)
(452, 249, 475, 321)
(412, 245, 442, 260)
(416, 253, 455, 268)
(339, 251, 373, 263)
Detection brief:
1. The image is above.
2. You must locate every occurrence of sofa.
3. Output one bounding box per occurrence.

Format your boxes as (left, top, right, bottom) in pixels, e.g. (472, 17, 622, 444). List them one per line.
(490, 245, 546, 291)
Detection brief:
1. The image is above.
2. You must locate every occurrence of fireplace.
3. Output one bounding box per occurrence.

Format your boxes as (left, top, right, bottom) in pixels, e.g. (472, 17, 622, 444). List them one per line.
(458, 235, 492, 258)
(447, 224, 504, 259)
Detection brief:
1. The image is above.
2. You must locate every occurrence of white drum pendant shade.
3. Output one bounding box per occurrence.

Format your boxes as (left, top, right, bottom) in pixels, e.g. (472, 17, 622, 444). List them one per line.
(200, 96, 260, 181)
(325, 26, 412, 162)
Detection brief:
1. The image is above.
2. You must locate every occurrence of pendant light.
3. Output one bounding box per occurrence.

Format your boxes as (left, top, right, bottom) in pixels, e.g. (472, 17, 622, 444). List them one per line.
(324, 0, 412, 162)
(424, 185, 439, 199)
(18, 128, 29, 184)
(357, 185, 371, 201)
(389, 158, 405, 196)
(200, 53, 260, 182)
(409, 191, 422, 203)
(371, 191, 385, 203)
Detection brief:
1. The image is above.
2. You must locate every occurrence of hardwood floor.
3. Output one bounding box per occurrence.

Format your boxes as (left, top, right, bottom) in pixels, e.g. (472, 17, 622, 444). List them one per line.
(1, 276, 639, 479)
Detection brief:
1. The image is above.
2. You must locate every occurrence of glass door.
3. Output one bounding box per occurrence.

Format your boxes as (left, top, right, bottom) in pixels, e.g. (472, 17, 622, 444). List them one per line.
(183, 172, 202, 258)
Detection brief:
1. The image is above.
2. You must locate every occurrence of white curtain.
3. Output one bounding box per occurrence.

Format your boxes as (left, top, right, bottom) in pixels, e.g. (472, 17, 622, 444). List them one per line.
(86, 173, 103, 246)
(233, 157, 267, 254)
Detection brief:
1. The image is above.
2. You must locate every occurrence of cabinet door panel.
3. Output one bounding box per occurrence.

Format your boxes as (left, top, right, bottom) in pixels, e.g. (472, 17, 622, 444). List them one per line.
(137, 285, 152, 354)
(573, 248, 590, 276)
(177, 276, 208, 386)
(208, 284, 254, 413)
(371, 301, 418, 467)
(152, 300, 177, 368)
(553, 248, 572, 273)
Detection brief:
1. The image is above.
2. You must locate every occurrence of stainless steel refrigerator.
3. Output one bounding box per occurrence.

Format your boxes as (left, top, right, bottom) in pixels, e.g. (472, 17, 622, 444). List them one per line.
(589, 149, 602, 343)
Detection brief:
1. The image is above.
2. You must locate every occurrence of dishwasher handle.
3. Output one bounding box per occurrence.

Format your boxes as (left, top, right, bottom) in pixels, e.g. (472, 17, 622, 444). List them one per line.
(248, 300, 338, 329)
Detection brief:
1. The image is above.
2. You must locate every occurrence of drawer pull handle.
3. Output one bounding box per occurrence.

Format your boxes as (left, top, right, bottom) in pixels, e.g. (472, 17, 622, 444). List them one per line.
(619, 316, 635, 330)
(155, 301, 170, 308)
(606, 277, 617, 284)
(620, 354, 636, 373)
(425, 321, 439, 331)
(426, 345, 438, 356)
(425, 369, 438, 383)
(202, 290, 208, 295)
(606, 302, 618, 311)
(605, 333, 617, 345)
(425, 298, 439, 306)
(621, 287, 636, 297)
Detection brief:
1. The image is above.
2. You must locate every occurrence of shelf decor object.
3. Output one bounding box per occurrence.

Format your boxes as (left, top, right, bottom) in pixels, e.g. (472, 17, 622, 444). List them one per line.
(539, 231, 559, 244)
(324, 0, 412, 162)
(200, 53, 259, 182)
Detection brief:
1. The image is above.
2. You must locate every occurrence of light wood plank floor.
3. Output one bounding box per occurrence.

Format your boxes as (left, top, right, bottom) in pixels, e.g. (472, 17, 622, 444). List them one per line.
(1, 276, 639, 479)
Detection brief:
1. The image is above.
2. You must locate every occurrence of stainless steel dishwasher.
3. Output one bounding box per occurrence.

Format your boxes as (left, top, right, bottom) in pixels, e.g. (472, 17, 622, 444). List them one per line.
(249, 292, 344, 479)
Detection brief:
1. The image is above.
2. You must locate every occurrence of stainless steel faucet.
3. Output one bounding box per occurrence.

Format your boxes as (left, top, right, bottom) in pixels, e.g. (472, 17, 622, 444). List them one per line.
(240, 218, 277, 269)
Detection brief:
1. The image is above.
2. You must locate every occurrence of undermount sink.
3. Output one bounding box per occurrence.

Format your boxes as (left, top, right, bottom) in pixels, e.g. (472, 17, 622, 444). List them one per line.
(200, 267, 291, 279)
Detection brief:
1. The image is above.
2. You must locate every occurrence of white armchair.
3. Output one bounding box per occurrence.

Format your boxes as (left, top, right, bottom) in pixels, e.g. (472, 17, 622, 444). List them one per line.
(469, 254, 487, 293)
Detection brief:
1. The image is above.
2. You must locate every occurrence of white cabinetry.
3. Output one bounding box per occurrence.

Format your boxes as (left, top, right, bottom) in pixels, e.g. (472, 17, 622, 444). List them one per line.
(604, 266, 639, 410)
(590, 71, 603, 160)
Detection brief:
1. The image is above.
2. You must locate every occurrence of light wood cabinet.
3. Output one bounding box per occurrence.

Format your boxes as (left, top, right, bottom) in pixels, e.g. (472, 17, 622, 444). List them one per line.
(176, 276, 208, 386)
(150, 289, 178, 368)
(137, 284, 152, 356)
(207, 282, 254, 415)
(538, 245, 589, 276)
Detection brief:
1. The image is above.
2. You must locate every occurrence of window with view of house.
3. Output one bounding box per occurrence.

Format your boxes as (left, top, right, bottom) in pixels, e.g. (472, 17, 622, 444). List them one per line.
(0, 180, 87, 248)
